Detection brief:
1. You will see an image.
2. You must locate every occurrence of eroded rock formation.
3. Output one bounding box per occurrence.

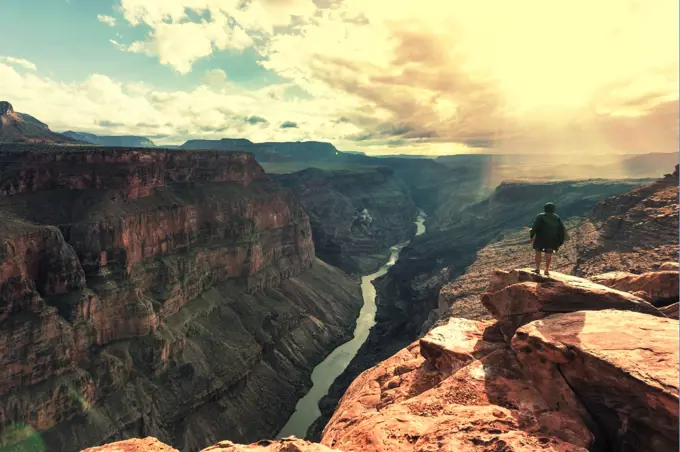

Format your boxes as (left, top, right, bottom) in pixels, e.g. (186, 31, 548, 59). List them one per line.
(319, 270, 678, 452)
(0, 145, 363, 451)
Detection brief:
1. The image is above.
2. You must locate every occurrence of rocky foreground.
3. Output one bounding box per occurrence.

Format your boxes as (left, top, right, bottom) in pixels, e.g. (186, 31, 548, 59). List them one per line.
(91, 266, 679, 451)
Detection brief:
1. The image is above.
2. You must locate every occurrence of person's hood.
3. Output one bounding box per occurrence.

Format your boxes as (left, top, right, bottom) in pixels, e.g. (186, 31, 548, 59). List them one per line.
(544, 202, 556, 213)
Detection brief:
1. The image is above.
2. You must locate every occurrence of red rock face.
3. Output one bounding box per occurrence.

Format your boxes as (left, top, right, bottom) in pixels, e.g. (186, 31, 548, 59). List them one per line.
(319, 270, 678, 452)
(0, 144, 268, 196)
(590, 270, 679, 304)
(0, 145, 319, 447)
(82, 437, 180, 452)
(513, 310, 679, 451)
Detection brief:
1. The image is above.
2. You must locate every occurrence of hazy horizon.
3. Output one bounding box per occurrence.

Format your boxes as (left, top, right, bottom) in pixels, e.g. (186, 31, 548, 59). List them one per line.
(1, 0, 677, 156)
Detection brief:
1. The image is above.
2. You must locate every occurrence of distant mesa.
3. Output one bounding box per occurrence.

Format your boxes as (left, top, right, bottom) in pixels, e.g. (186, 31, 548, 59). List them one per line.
(0, 101, 80, 144)
(62, 131, 156, 148)
(180, 138, 348, 163)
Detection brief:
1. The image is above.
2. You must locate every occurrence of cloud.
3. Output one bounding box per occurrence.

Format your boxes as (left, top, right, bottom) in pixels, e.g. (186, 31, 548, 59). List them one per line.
(6, 0, 679, 155)
(97, 14, 117, 26)
(111, 0, 315, 73)
(280, 121, 298, 128)
(0, 60, 361, 147)
(97, 120, 125, 127)
(114, 11, 252, 74)
(0, 56, 37, 71)
(201, 69, 229, 89)
(257, 0, 678, 154)
(245, 115, 268, 125)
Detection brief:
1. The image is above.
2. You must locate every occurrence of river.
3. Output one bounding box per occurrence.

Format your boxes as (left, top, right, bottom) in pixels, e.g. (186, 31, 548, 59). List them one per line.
(276, 210, 427, 439)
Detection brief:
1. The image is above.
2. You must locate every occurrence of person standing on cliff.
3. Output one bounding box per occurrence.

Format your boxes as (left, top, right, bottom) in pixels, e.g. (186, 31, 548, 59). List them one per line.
(529, 202, 567, 276)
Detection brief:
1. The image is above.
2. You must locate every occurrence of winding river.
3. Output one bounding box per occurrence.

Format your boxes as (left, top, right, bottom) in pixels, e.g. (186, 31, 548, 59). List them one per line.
(277, 210, 427, 439)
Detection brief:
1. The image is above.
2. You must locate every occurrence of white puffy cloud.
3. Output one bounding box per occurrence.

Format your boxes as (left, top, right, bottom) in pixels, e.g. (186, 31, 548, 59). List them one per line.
(257, 0, 679, 153)
(112, 0, 313, 74)
(201, 69, 230, 90)
(97, 14, 117, 26)
(0, 61, 362, 146)
(0, 56, 37, 71)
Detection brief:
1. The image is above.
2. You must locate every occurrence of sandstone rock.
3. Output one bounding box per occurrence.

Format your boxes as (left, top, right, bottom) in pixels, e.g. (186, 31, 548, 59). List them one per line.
(202, 437, 340, 452)
(321, 317, 592, 452)
(660, 302, 679, 319)
(513, 310, 679, 452)
(419, 317, 503, 374)
(659, 261, 679, 271)
(82, 437, 179, 452)
(481, 269, 664, 338)
(590, 270, 678, 305)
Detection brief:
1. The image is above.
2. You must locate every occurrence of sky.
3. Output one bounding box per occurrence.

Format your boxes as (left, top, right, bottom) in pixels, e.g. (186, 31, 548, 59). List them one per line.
(0, 0, 677, 155)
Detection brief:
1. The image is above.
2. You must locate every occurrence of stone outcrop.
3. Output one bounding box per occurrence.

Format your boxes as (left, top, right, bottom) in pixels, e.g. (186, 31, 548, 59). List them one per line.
(513, 310, 678, 451)
(435, 166, 678, 326)
(481, 268, 665, 338)
(434, 221, 581, 325)
(660, 302, 679, 319)
(319, 270, 678, 452)
(0, 145, 363, 452)
(590, 270, 678, 305)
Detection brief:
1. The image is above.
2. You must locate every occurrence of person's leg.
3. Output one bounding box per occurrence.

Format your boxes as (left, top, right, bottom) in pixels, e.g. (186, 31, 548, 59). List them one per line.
(545, 251, 553, 275)
(534, 250, 542, 273)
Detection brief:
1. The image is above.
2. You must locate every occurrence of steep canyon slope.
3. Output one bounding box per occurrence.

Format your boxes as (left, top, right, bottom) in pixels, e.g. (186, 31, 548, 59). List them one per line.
(272, 168, 417, 274)
(0, 144, 363, 452)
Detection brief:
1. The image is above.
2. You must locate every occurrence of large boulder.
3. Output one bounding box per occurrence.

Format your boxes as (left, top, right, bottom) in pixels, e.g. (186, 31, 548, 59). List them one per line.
(590, 270, 678, 305)
(513, 310, 679, 452)
(481, 269, 665, 338)
(322, 317, 592, 451)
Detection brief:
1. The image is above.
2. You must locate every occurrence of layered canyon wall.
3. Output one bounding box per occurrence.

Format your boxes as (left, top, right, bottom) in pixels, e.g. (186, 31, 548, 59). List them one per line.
(272, 167, 418, 274)
(0, 145, 363, 451)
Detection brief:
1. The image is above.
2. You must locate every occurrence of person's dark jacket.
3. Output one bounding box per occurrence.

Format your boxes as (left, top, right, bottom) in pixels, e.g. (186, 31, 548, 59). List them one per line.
(530, 212, 567, 250)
